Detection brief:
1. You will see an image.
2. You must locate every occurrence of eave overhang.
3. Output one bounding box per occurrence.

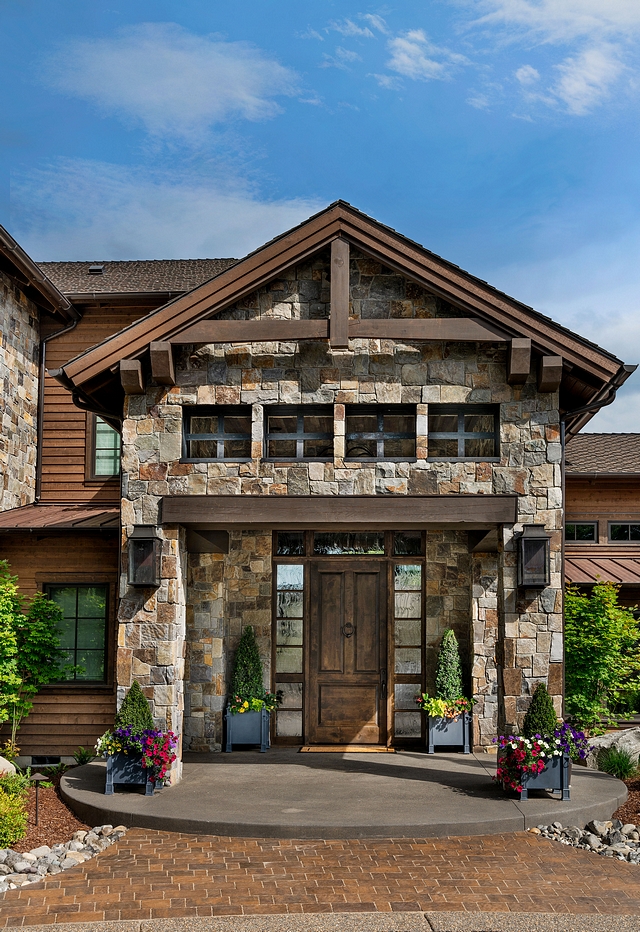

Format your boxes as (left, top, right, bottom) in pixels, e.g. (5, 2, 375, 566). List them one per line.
(0, 225, 78, 322)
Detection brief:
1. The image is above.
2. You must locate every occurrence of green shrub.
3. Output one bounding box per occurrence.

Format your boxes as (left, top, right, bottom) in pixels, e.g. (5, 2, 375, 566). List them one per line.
(0, 771, 30, 798)
(115, 681, 154, 732)
(73, 746, 94, 766)
(598, 747, 639, 780)
(434, 629, 464, 702)
(0, 791, 28, 847)
(522, 683, 559, 739)
(231, 626, 265, 700)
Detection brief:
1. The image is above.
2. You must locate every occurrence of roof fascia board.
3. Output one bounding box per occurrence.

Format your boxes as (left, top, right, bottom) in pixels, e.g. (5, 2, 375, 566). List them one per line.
(59, 202, 621, 388)
(0, 225, 78, 321)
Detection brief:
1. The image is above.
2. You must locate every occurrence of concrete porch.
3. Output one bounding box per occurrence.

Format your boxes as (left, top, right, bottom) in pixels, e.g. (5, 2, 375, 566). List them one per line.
(60, 748, 627, 839)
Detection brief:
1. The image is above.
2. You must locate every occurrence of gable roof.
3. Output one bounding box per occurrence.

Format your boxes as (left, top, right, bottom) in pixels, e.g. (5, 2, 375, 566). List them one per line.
(38, 258, 237, 297)
(566, 433, 640, 476)
(0, 225, 77, 321)
(52, 201, 631, 429)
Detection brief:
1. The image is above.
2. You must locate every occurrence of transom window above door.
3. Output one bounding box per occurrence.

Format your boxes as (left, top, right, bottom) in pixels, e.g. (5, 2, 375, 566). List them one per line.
(265, 405, 333, 460)
(182, 406, 252, 461)
(428, 405, 499, 460)
(345, 405, 416, 461)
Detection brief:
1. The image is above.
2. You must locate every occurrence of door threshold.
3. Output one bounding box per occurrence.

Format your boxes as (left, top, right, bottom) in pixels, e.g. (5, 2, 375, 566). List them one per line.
(299, 745, 396, 753)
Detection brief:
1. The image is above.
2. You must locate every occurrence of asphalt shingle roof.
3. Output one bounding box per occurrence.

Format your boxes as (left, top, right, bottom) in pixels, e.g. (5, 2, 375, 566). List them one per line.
(566, 433, 640, 475)
(37, 258, 238, 295)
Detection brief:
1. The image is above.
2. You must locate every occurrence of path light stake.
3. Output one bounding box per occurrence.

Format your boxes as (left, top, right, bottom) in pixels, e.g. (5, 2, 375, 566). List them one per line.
(30, 772, 46, 826)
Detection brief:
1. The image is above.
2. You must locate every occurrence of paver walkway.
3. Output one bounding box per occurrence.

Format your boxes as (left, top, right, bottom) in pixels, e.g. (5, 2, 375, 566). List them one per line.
(2, 829, 640, 927)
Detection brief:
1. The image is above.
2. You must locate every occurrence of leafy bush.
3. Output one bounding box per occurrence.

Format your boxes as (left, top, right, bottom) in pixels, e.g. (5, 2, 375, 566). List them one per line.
(0, 770, 29, 798)
(522, 683, 559, 739)
(0, 791, 28, 847)
(115, 681, 155, 732)
(435, 628, 464, 701)
(73, 746, 95, 766)
(598, 747, 639, 780)
(231, 626, 265, 701)
(565, 582, 640, 731)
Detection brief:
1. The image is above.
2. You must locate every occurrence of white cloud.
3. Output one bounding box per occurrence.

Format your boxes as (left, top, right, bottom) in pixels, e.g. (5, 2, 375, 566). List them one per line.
(321, 47, 363, 70)
(361, 14, 389, 35)
(369, 73, 403, 90)
(327, 19, 375, 39)
(386, 29, 468, 82)
(473, 0, 640, 45)
(552, 45, 624, 114)
(515, 64, 540, 85)
(43, 23, 299, 142)
(11, 159, 324, 261)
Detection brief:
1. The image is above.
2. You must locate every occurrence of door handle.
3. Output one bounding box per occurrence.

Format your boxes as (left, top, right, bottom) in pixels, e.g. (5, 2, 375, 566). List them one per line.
(341, 622, 355, 638)
(380, 668, 387, 699)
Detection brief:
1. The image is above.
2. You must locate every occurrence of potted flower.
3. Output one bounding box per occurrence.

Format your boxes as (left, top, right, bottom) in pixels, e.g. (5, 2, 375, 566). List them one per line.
(96, 681, 177, 795)
(225, 625, 280, 752)
(416, 628, 474, 754)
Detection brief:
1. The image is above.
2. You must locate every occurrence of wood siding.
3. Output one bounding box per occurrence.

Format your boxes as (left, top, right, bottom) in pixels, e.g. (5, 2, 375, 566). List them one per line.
(566, 476, 640, 544)
(41, 304, 151, 502)
(0, 532, 118, 758)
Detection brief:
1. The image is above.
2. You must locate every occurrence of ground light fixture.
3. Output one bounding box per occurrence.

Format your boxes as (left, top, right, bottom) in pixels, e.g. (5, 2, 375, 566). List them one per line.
(30, 772, 46, 826)
(517, 524, 551, 588)
(128, 525, 162, 587)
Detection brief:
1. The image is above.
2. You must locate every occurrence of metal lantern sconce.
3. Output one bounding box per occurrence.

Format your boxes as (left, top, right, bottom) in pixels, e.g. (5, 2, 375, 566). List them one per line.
(518, 525, 551, 588)
(128, 525, 162, 587)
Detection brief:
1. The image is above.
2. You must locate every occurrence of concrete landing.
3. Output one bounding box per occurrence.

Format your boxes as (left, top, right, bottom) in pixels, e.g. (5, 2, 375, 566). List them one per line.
(60, 748, 627, 839)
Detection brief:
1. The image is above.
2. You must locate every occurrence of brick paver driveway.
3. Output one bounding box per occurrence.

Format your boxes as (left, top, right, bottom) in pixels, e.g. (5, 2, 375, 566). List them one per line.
(2, 829, 640, 926)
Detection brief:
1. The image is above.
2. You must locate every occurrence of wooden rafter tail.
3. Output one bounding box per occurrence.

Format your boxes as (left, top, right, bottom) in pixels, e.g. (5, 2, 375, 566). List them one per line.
(120, 359, 145, 394)
(538, 355, 563, 393)
(149, 341, 176, 385)
(508, 338, 532, 384)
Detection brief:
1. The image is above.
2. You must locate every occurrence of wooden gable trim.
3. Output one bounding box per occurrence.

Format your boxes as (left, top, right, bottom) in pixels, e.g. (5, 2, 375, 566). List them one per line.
(58, 202, 622, 389)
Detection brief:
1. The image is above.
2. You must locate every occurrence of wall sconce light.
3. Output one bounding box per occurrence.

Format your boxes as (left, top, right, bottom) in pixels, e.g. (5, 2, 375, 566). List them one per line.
(128, 525, 162, 587)
(518, 525, 551, 588)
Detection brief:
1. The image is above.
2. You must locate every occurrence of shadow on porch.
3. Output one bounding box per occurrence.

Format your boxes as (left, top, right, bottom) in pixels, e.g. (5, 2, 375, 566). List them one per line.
(59, 747, 627, 839)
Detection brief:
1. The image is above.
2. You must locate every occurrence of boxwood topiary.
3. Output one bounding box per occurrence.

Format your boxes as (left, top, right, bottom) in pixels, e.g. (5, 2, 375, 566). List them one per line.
(115, 681, 155, 733)
(522, 682, 558, 739)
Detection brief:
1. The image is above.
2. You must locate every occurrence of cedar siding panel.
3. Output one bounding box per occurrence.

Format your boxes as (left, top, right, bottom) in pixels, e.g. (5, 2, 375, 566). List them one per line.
(41, 304, 151, 502)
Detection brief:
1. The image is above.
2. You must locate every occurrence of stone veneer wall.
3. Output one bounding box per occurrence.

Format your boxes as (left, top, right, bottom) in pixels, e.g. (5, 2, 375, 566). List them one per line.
(0, 270, 39, 511)
(117, 249, 564, 757)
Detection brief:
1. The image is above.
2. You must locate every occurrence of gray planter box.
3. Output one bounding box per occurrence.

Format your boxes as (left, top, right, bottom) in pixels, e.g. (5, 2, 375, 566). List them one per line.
(105, 751, 154, 795)
(225, 707, 270, 752)
(427, 713, 471, 754)
(518, 753, 570, 801)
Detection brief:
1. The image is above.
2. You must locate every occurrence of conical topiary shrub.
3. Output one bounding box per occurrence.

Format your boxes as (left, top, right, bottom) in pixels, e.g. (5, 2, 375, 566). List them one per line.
(435, 628, 464, 701)
(231, 626, 265, 700)
(522, 683, 558, 739)
(115, 681, 154, 733)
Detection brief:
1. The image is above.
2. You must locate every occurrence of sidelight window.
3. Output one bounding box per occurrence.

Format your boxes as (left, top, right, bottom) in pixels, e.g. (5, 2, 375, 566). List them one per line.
(345, 405, 416, 460)
(182, 406, 252, 461)
(274, 563, 304, 738)
(428, 405, 498, 459)
(393, 564, 423, 739)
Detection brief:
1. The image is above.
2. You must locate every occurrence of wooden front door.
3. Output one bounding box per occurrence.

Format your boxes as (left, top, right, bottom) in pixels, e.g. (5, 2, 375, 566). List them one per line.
(308, 561, 387, 744)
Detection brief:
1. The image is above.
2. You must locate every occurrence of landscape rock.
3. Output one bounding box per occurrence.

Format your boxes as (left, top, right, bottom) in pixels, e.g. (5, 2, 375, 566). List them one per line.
(530, 819, 640, 864)
(585, 727, 640, 770)
(29, 845, 51, 858)
(0, 756, 16, 776)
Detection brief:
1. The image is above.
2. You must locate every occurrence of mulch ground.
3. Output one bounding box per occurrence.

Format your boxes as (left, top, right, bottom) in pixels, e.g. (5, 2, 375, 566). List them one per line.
(612, 777, 640, 826)
(2, 828, 640, 925)
(12, 783, 88, 854)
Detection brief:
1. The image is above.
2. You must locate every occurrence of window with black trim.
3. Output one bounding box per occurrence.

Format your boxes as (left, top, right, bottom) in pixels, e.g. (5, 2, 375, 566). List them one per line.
(609, 522, 640, 542)
(45, 584, 108, 682)
(87, 415, 120, 479)
(183, 406, 252, 461)
(345, 405, 416, 460)
(428, 405, 498, 459)
(265, 406, 333, 460)
(565, 522, 598, 542)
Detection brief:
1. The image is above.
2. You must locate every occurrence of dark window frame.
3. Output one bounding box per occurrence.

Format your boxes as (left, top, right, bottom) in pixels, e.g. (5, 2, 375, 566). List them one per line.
(608, 522, 640, 543)
(565, 521, 598, 542)
(264, 404, 334, 462)
(44, 582, 109, 684)
(85, 413, 121, 482)
(182, 405, 252, 463)
(345, 404, 417, 462)
(427, 404, 500, 461)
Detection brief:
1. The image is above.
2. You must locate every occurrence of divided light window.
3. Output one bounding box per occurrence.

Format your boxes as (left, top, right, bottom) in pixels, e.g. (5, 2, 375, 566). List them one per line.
(93, 416, 121, 477)
(265, 406, 333, 460)
(428, 405, 498, 460)
(345, 405, 416, 461)
(183, 406, 252, 461)
(45, 584, 108, 682)
(565, 522, 597, 542)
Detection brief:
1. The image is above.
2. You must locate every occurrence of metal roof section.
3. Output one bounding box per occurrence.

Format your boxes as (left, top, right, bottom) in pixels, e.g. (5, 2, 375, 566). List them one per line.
(565, 551, 640, 585)
(0, 504, 119, 531)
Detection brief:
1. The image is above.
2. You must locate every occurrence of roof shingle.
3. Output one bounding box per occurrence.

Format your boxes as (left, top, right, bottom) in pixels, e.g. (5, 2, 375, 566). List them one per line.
(566, 433, 640, 475)
(37, 258, 238, 295)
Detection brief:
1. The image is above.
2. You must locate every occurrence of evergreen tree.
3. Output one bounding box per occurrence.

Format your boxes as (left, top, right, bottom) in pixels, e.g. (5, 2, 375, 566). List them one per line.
(231, 626, 265, 700)
(435, 628, 464, 701)
(115, 681, 155, 732)
(522, 683, 558, 739)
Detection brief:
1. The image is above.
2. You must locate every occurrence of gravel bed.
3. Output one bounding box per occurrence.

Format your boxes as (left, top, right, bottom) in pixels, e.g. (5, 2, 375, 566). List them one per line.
(530, 818, 640, 862)
(0, 823, 128, 892)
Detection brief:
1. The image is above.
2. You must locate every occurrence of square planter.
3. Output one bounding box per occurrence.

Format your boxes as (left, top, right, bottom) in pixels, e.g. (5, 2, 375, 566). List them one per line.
(518, 753, 571, 801)
(427, 713, 471, 754)
(224, 707, 270, 752)
(105, 751, 154, 796)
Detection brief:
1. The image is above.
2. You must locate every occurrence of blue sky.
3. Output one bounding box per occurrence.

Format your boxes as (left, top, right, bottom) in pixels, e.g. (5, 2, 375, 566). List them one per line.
(2, 0, 640, 430)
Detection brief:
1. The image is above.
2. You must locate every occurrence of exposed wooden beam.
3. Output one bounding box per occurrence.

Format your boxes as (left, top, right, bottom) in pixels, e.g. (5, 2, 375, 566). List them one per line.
(507, 338, 532, 384)
(161, 494, 518, 528)
(150, 341, 175, 385)
(120, 359, 145, 394)
(330, 238, 350, 348)
(167, 317, 508, 345)
(538, 355, 563, 393)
